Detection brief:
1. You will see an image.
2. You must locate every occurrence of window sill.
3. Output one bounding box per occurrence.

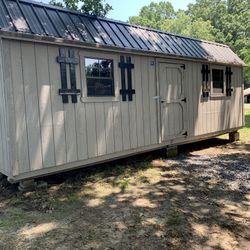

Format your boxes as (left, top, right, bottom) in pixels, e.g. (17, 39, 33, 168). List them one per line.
(80, 96, 120, 103)
(210, 94, 231, 100)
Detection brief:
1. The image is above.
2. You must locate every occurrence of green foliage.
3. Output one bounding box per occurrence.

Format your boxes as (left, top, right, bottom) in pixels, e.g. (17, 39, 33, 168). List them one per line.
(129, 1, 175, 29)
(129, 2, 217, 41)
(49, 0, 112, 16)
(129, 0, 250, 85)
(81, 0, 112, 16)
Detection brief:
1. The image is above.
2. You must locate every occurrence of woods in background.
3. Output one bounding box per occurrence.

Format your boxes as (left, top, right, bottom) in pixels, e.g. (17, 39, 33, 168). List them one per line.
(49, 0, 112, 17)
(49, 0, 250, 87)
(129, 0, 250, 87)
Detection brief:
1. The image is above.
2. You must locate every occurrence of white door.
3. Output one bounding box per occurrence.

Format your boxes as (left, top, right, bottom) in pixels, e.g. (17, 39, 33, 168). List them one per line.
(158, 62, 187, 142)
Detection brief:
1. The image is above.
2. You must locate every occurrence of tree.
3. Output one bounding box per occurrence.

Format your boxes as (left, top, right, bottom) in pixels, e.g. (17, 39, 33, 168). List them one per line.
(129, 0, 250, 85)
(186, 0, 250, 85)
(129, 1, 175, 29)
(129, 2, 216, 41)
(49, 0, 112, 17)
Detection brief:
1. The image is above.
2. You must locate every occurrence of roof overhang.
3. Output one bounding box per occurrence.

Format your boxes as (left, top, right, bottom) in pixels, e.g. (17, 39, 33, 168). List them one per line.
(0, 30, 246, 67)
(244, 88, 250, 96)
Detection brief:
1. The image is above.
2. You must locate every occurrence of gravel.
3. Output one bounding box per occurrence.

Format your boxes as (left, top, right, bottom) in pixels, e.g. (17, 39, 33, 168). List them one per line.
(168, 153, 250, 192)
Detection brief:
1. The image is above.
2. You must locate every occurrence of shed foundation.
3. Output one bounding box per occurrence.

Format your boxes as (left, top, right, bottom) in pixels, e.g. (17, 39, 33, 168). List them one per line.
(229, 131, 240, 142)
(18, 179, 37, 192)
(166, 146, 178, 158)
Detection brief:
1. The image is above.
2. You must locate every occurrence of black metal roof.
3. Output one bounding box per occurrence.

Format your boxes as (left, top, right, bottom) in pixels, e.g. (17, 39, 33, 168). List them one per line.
(0, 0, 245, 66)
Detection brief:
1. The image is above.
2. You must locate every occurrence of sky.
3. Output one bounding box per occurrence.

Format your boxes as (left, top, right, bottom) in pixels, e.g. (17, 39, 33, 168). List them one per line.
(38, 0, 196, 21)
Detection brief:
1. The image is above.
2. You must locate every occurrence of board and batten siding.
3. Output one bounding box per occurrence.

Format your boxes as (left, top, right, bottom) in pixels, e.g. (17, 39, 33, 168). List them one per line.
(1, 38, 243, 179)
(184, 61, 243, 137)
(0, 39, 11, 176)
(156, 58, 243, 142)
(2, 39, 158, 177)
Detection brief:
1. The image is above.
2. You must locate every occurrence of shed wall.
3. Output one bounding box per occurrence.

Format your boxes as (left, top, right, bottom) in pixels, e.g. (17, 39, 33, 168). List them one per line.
(0, 39, 11, 176)
(182, 61, 243, 137)
(1, 38, 244, 179)
(3, 39, 158, 177)
(156, 59, 243, 144)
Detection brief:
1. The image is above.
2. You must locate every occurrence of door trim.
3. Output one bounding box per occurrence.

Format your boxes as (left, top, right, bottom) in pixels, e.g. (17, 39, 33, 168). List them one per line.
(156, 59, 188, 143)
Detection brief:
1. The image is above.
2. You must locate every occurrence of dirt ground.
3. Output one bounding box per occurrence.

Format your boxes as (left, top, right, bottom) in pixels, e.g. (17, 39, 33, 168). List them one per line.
(0, 137, 249, 250)
(0, 106, 250, 250)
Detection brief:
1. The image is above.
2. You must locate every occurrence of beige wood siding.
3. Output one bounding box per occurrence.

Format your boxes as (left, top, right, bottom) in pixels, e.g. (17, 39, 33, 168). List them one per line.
(2, 40, 158, 177)
(183, 62, 243, 137)
(1, 39, 243, 179)
(0, 39, 11, 176)
(156, 58, 243, 140)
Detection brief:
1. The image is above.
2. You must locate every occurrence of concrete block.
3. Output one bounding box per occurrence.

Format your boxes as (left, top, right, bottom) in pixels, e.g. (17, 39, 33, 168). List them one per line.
(166, 146, 178, 158)
(18, 179, 37, 192)
(37, 181, 48, 189)
(229, 131, 240, 142)
(0, 173, 4, 180)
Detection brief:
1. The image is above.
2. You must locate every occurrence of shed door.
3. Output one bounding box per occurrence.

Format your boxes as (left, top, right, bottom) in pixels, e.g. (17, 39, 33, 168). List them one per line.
(158, 63, 187, 142)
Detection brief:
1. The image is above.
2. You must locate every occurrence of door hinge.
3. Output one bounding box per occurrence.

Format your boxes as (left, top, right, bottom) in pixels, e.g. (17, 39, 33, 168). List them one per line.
(181, 64, 186, 70)
(181, 97, 187, 102)
(182, 131, 188, 136)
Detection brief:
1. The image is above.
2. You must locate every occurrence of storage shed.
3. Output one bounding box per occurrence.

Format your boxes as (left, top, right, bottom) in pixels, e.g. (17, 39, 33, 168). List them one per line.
(244, 88, 250, 103)
(0, 0, 245, 184)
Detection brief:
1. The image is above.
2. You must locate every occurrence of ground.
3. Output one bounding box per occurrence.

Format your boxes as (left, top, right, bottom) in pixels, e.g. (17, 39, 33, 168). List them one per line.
(0, 107, 249, 250)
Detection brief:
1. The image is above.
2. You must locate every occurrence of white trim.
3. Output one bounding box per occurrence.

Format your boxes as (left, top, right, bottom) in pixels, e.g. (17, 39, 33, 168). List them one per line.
(156, 59, 187, 142)
(79, 50, 121, 103)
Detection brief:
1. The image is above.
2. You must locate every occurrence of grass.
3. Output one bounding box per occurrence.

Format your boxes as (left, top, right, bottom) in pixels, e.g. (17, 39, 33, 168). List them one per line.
(219, 104, 250, 142)
(240, 105, 250, 142)
(0, 107, 250, 249)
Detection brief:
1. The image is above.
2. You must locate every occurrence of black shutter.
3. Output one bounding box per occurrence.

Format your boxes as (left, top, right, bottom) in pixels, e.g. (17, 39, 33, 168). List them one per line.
(119, 56, 135, 101)
(58, 48, 68, 103)
(119, 56, 127, 101)
(201, 64, 210, 98)
(57, 48, 81, 103)
(226, 66, 233, 96)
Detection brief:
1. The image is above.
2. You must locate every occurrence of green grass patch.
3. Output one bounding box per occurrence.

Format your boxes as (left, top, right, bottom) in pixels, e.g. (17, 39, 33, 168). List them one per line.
(219, 105, 250, 142)
(239, 106, 250, 142)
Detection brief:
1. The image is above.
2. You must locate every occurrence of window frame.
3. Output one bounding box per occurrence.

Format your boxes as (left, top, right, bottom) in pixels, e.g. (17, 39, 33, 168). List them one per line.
(79, 51, 120, 103)
(211, 65, 226, 97)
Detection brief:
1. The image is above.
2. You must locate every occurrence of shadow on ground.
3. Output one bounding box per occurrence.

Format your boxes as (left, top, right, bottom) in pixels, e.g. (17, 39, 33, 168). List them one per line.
(0, 138, 249, 249)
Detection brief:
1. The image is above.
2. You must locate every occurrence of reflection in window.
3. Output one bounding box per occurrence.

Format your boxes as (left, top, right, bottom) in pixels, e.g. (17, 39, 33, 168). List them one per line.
(212, 69, 224, 94)
(85, 58, 114, 96)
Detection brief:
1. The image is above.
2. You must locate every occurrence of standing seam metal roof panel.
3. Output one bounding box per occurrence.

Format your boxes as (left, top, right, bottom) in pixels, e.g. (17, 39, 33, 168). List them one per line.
(100, 20, 124, 47)
(69, 14, 94, 43)
(33, 6, 58, 36)
(4, 0, 30, 33)
(0, 0, 15, 31)
(19, 3, 45, 35)
(0, 0, 245, 66)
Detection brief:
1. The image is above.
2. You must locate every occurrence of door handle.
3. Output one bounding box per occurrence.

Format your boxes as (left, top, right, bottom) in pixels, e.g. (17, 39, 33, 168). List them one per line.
(152, 96, 161, 100)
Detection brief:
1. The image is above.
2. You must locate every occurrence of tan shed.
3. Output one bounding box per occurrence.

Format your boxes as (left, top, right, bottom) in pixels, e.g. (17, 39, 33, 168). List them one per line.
(0, 0, 245, 184)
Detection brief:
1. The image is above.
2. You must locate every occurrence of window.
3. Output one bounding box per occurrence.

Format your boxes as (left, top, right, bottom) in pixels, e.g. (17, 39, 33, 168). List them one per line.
(85, 58, 114, 97)
(212, 69, 224, 94)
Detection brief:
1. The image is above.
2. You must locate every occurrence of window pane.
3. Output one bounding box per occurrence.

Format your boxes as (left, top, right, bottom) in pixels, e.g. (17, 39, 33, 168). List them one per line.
(99, 59, 112, 77)
(85, 57, 114, 97)
(212, 69, 224, 93)
(85, 58, 99, 77)
(87, 78, 114, 96)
